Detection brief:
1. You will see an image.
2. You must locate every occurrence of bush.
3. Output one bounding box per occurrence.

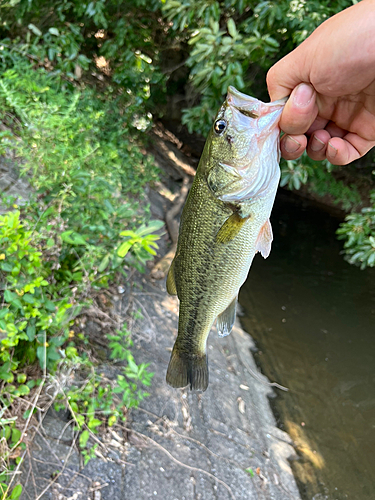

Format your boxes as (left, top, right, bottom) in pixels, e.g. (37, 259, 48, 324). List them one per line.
(0, 52, 161, 489)
(337, 192, 375, 269)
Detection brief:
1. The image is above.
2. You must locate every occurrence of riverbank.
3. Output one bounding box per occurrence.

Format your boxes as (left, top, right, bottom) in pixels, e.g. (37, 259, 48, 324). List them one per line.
(17, 131, 302, 499)
(21, 275, 301, 500)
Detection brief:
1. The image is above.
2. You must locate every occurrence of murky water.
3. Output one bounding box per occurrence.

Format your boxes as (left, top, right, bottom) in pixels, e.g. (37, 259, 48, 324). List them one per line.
(239, 191, 375, 500)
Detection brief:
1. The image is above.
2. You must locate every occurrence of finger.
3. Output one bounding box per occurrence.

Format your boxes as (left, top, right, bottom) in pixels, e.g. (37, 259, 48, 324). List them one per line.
(306, 116, 329, 135)
(326, 134, 375, 165)
(325, 122, 347, 139)
(306, 130, 331, 161)
(266, 63, 294, 101)
(279, 84, 318, 135)
(280, 134, 307, 160)
(267, 52, 309, 101)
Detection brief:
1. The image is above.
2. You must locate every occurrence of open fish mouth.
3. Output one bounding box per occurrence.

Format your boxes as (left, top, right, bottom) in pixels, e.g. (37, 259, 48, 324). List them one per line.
(227, 86, 287, 117)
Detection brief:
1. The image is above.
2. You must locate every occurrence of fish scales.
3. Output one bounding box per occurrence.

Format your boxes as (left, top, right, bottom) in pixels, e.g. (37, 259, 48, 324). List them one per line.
(166, 86, 286, 391)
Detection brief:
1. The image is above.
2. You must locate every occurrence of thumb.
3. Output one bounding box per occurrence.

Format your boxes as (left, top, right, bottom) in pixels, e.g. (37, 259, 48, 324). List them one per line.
(266, 52, 307, 101)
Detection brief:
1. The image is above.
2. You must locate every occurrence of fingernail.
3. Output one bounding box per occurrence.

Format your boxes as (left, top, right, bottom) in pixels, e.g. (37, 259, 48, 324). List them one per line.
(327, 142, 338, 158)
(310, 135, 325, 152)
(293, 83, 314, 108)
(284, 135, 301, 153)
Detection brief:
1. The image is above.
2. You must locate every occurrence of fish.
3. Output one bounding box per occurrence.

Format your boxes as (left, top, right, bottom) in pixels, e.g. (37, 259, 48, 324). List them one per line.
(166, 86, 286, 391)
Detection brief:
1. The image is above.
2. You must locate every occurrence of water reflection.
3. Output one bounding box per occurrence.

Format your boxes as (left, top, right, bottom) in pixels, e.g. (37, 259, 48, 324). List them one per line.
(239, 190, 375, 500)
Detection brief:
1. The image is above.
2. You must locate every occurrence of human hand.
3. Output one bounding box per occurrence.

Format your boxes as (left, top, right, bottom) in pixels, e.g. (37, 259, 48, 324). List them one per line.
(266, 0, 375, 165)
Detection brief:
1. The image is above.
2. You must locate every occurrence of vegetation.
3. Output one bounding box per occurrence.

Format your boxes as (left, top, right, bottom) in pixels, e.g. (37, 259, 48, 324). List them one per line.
(0, 0, 374, 496)
(0, 45, 160, 498)
(0, 0, 373, 268)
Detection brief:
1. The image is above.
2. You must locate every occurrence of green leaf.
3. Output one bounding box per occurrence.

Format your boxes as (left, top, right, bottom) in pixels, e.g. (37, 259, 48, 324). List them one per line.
(37, 345, 46, 369)
(49, 27, 60, 36)
(98, 254, 110, 272)
(18, 384, 30, 396)
(11, 298, 23, 309)
(117, 241, 132, 258)
(17, 373, 27, 384)
(10, 484, 23, 499)
(227, 18, 237, 38)
(28, 24, 42, 36)
(48, 48, 55, 62)
(136, 220, 164, 236)
(11, 427, 21, 445)
(26, 324, 36, 341)
(4, 289, 16, 303)
(108, 415, 117, 427)
(79, 430, 90, 448)
(1, 262, 13, 272)
(23, 293, 35, 304)
(61, 231, 87, 246)
(44, 299, 56, 312)
(88, 418, 101, 430)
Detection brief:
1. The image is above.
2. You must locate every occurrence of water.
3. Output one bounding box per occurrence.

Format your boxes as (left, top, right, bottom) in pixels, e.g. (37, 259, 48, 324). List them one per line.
(239, 191, 375, 500)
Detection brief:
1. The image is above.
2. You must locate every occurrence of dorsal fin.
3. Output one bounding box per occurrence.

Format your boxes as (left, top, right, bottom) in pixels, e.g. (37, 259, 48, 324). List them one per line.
(166, 259, 177, 295)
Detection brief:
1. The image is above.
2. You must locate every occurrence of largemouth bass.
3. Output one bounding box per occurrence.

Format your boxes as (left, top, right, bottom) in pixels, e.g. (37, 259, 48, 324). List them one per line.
(166, 86, 286, 391)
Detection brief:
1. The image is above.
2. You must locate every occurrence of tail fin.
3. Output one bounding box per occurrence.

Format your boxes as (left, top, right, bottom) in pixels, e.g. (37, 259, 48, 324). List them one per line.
(166, 348, 209, 391)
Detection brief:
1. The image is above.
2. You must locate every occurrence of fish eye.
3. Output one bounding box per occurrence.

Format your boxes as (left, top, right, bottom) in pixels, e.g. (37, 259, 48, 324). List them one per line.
(214, 119, 227, 135)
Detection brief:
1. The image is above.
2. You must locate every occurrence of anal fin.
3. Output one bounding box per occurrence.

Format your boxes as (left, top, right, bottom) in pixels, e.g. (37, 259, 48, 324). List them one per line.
(216, 295, 237, 337)
(166, 259, 177, 296)
(255, 219, 273, 258)
(216, 212, 250, 244)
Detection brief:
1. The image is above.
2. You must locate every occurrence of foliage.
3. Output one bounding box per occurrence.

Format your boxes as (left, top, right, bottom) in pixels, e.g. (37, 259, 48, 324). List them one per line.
(0, 0, 164, 100)
(337, 192, 375, 269)
(161, 0, 353, 135)
(162, 0, 375, 263)
(0, 210, 71, 381)
(54, 324, 153, 464)
(0, 58, 161, 289)
(0, 416, 24, 500)
(245, 467, 255, 477)
(280, 155, 362, 211)
(1, 0, 373, 269)
(0, 48, 161, 489)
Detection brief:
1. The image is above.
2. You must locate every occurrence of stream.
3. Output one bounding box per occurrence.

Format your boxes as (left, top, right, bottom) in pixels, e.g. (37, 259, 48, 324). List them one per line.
(239, 190, 375, 500)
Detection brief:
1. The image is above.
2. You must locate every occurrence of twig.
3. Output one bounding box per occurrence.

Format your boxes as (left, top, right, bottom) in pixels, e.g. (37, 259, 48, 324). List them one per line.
(136, 407, 247, 470)
(241, 357, 288, 392)
(3, 334, 47, 498)
(34, 430, 79, 500)
(165, 175, 190, 245)
(121, 425, 236, 500)
(133, 297, 156, 337)
(150, 174, 190, 279)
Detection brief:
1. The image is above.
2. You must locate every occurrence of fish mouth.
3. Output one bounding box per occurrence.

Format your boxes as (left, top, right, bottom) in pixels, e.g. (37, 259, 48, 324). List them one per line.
(227, 86, 287, 118)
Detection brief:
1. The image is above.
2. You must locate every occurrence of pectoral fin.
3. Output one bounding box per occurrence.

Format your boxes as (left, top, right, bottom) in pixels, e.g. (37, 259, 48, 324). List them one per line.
(216, 296, 237, 337)
(216, 212, 250, 244)
(255, 219, 273, 258)
(166, 259, 177, 296)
